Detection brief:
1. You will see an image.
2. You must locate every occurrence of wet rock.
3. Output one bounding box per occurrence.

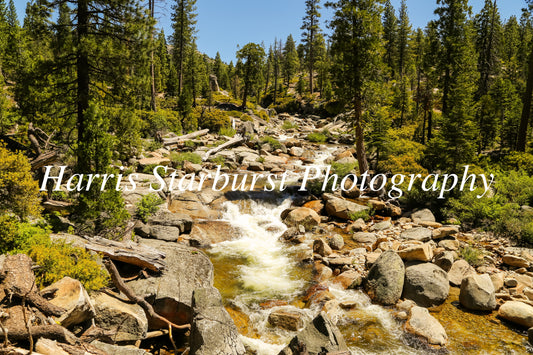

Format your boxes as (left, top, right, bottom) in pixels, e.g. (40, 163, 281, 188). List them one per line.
(280, 227, 305, 244)
(42, 277, 95, 328)
(434, 251, 455, 272)
(314, 263, 333, 283)
(405, 306, 447, 346)
(401, 227, 432, 242)
(323, 193, 369, 220)
(268, 309, 304, 331)
(498, 301, 533, 328)
(189, 221, 239, 246)
(353, 232, 377, 244)
(129, 239, 213, 329)
(503, 255, 530, 268)
(333, 270, 362, 289)
(190, 287, 245, 355)
(411, 209, 436, 223)
(397, 243, 433, 262)
(448, 260, 476, 287)
(92, 292, 148, 342)
(459, 274, 497, 311)
(403, 263, 449, 308)
(313, 239, 333, 257)
(283, 207, 320, 231)
(328, 234, 345, 250)
(365, 250, 405, 305)
(279, 312, 349, 355)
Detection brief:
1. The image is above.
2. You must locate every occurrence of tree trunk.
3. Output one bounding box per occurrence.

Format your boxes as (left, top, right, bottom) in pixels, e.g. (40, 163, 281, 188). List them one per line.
(354, 95, 368, 174)
(178, 0, 185, 95)
(517, 41, 533, 152)
(77, 0, 90, 170)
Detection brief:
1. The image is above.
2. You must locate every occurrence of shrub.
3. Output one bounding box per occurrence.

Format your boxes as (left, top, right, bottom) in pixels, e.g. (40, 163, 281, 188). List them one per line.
(260, 136, 282, 150)
(0, 144, 42, 218)
(219, 127, 236, 137)
(198, 109, 230, 131)
(460, 245, 484, 267)
(282, 120, 299, 130)
(307, 132, 327, 143)
(348, 208, 373, 222)
(210, 155, 226, 167)
(240, 113, 253, 122)
(136, 194, 164, 223)
(0, 216, 108, 291)
(170, 152, 202, 169)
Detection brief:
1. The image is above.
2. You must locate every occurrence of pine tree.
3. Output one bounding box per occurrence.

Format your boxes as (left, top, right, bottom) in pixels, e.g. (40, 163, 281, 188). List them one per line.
(171, 0, 197, 96)
(327, 0, 385, 174)
(282, 34, 299, 87)
(236, 43, 265, 110)
(430, 0, 479, 168)
(518, 0, 533, 152)
(301, 0, 321, 94)
(397, 0, 411, 78)
(382, 0, 398, 79)
(4, 0, 20, 80)
(154, 30, 170, 93)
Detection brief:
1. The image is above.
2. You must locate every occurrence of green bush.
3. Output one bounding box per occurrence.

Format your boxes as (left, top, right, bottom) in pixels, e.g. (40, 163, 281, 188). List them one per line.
(282, 120, 299, 130)
(307, 132, 327, 143)
(210, 155, 226, 167)
(136, 193, 164, 223)
(459, 245, 484, 267)
(219, 127, 236, 137)
(198, 109, 230, 131)
(348, 208, 373, 222)
(0, 216, 108, 291)
(260, 136, 282, 150)
(170, 152, 202, 169)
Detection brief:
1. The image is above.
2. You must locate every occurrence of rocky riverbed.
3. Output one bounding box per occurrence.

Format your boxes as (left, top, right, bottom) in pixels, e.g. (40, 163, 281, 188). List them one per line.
(6, 112, 533, 354)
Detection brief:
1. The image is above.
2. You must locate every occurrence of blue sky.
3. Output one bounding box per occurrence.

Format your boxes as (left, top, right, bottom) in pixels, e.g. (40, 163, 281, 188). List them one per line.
(14, 0, 527, 63)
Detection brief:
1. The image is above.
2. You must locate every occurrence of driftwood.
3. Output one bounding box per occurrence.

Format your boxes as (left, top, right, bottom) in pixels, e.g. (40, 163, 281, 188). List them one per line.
(42, 200, 72, 213)
(162, 129, 209, 146)
(81, 236, 166, 272)
(203, 135, 245, 161)
(30, 151, 59, 171)
(103, 259, 190, 331)
(0, 255, 65, 317)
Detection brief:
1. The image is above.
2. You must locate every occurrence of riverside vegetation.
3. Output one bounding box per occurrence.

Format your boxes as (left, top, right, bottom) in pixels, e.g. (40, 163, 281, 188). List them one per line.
(0, 0, 533, 354)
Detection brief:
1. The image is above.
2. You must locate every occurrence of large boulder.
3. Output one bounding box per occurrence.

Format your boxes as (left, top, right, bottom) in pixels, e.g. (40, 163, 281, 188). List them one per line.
(411, 209, 436, 223)
(42, 277, 95, 328)
(364, 251, 405, 305)
(448, 259, 476, 287)
(498, 301, 533, 328)
(128, 239, 214, 329)
(268, 309, 305, 331)
(283, 207, 320, 231)
(405, 306, 447, 346)
(403, 263, 449, 308)
(146, 209, 193, 234)
(190, 287, 245, 355)
(323, 193, 369, 220)
(459, 274, 497, 311)
(92, 292, 148, 342)
(279, 312, 348, 355)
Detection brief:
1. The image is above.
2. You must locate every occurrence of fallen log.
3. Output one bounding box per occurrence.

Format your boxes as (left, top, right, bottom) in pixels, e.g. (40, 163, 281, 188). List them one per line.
(103, 259, 190, 337)
(162, 129, 209, 146)
(31, 151, 59, 171)
(203, 135, 245, 161)
(81, 236, 166, 272)
(42, 200, 72, 212)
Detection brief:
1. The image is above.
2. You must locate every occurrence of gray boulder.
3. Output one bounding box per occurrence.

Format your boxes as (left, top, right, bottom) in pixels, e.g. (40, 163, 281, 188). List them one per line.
(459, 274, 497, 311)
(411, 209, 436, 223)
(405, 306, 447, 346)
(364, 251, 405, 305)
(448, 259, 476, 287)
(128, 239, 213, 329)
(498, 301, 533, 328)
(279, 312, 348, 355)
(323, 193, 369, 220)
(190, 287, 245, 355)
(434, 251, 455, 272)
(403, 262, 449, 308)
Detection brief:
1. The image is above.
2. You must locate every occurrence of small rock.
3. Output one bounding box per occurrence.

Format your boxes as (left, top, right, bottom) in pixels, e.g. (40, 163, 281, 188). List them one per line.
(504, 278, 518, 288)
(438, 239, 460, 251)
(328, 234, 345, 250)
(302, 200, 324, 214)
(411, 209, 436, 223)
(353, 232, 377, 244)
(432, 226, 459, 240)
(401, 227, 432, 242)
(283, 207, 320, 231)
(333, 270, 362, 289)
(490, 273, 505, 292)
(434, 251, 455, 272)
(371, 220, 392, 231)
(313, 239, 333, 257)
(503, 255, 530, 268)
(268, 309, 304, 331)
(397, 243, 433, 262)
(349, 218, 366, 232)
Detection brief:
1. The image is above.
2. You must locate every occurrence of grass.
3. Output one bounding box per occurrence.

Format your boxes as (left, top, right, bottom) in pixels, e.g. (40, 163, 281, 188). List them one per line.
(219, 127, 236, 137)
(307, 132, 327, 143)
(282, 120, 299, 130)
(460, 245, 484, 266)
(260, 136, 282, 150)
(170, 152, 202, 169)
